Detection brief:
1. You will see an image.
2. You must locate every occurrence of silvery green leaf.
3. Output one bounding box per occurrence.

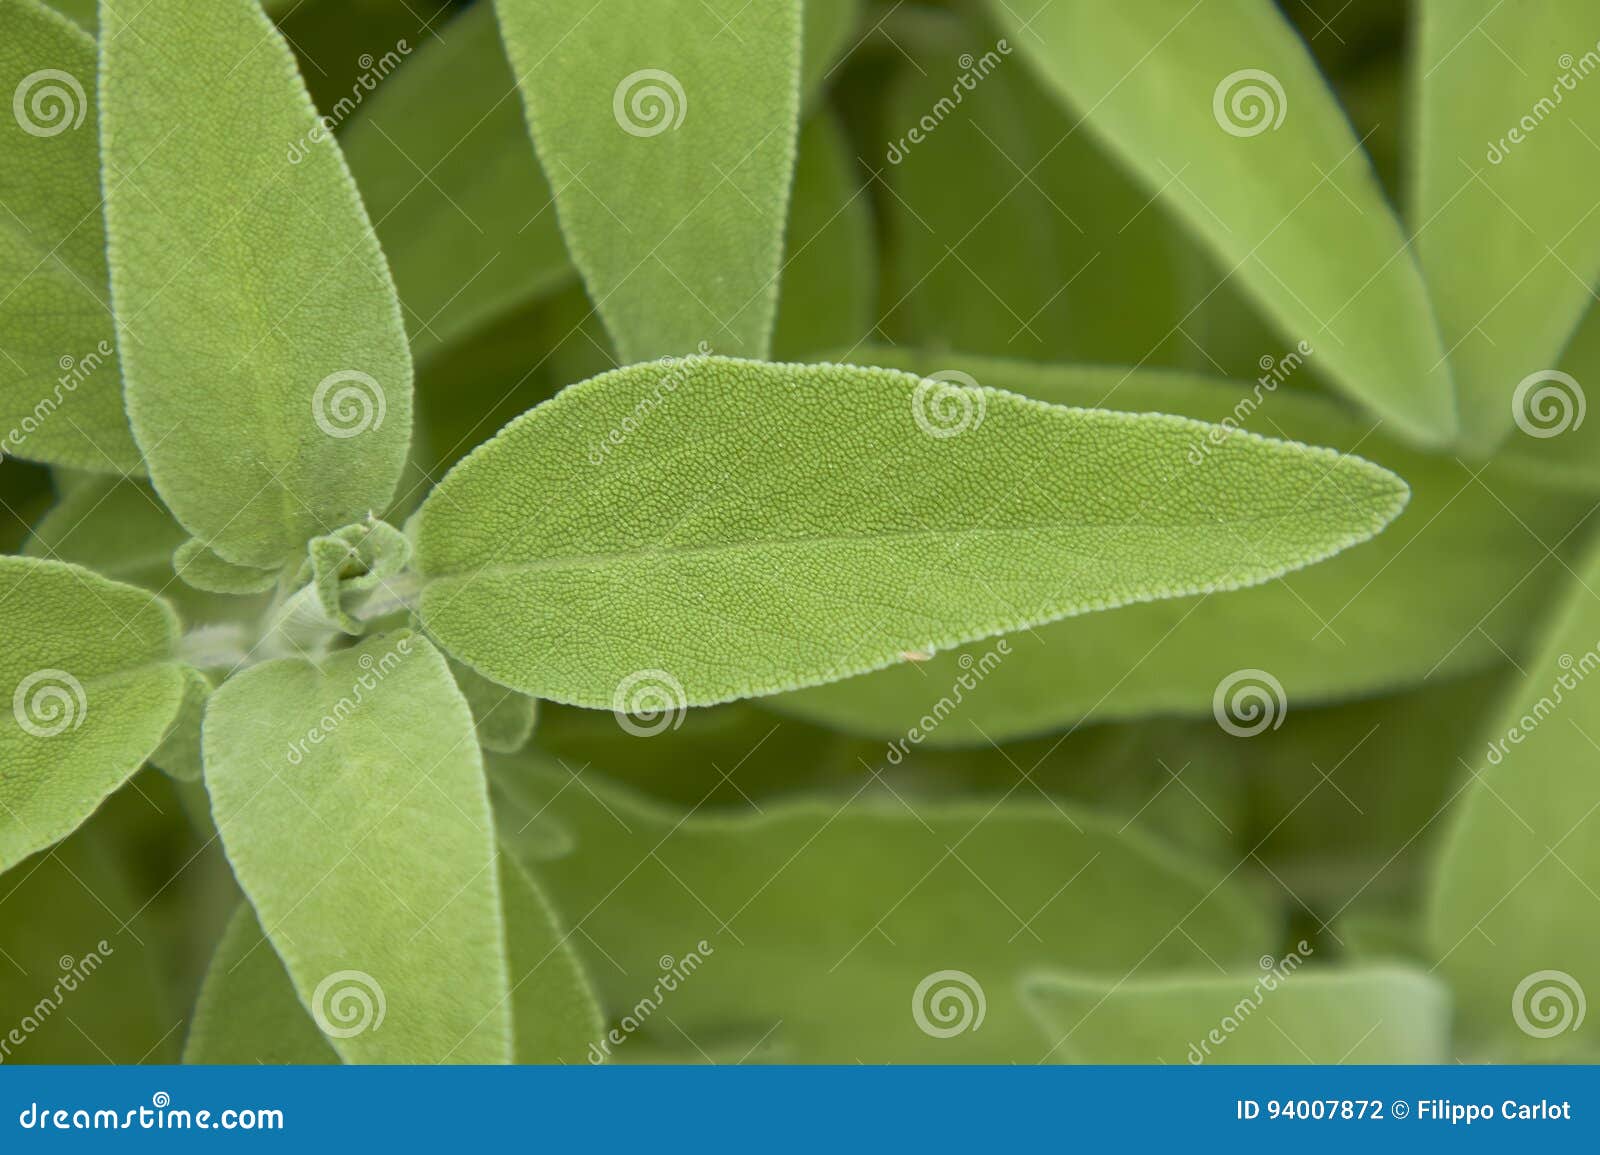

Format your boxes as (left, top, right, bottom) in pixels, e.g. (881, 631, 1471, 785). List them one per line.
(414, 356, 1408, 709)
(0, 556, 184, 872)
(989, 0, 1455, 445)
(100, 0, 413, 568)
(0, 0, 139, 472)
(1414, 0, 1600, 453)
(202, 633, 512, 1063)
(492, 0, 803, 360)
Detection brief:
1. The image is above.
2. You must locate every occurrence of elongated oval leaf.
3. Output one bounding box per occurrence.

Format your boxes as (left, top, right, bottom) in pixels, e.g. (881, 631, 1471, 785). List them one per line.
(493, 754, 1273, 1062)
(416, 357, 1406, 708)
(339, 2, 573, 365)
(0, 0, 139, 472)
(1430, 536, 1600, 1061)
(1024, 966, 1450, 1064)
(773, 348, 1589, 742)
(492, 0, 802, 360)
(203, 633, 512, 1063)
(989, 0, 1455, 445)
(0, 556, 184, 872)
(1414, 0, 1600, 453)
(100, 0, 413, 568)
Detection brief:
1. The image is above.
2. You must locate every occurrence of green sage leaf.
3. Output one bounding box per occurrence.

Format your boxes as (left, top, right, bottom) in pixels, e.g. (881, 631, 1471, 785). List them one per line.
(1414, 0, 1600, 453)
(492, 0, 802, 360)
(202, 632, 512, 1063)
(1429, 537, 1600, 1061)
(100, 0, 413, 568)
(494, 754, 1273, 1062)
(0, 556, 184, 872)
(415, 356, 1407, 709)
(989, 0, 1456, 445)
(773, 349, 1588, 742)
(0, 0, 139, 472)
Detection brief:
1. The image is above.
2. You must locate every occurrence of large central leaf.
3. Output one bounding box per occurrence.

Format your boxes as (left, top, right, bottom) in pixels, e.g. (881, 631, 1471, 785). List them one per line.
(415, 356, 1408, 708)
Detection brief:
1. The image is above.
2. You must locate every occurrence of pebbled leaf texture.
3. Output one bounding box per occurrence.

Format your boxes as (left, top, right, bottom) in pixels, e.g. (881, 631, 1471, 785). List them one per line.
(773, 349, 1589, 742)
(989, 0, 1456, 446)
(1430, 534, 1600, 1061)
(0, 0, 140, 472)
(493, 754, 1273, 1062)
(1414, 0, 1600, 454)
(1023, 966, 1451, 1064)
(0, 556, 184, 872)
(99, 0, 413, 568)
(415, 356, 1408, 709)
(203, 633, 512, 1063)
(492, 0, 802, 361)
